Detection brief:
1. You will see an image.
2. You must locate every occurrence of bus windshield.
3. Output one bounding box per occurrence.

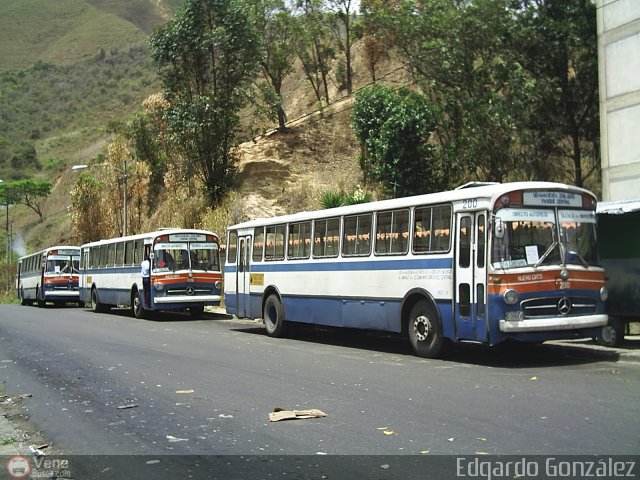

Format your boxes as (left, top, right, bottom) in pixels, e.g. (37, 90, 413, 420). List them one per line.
(153, 242, 220, 272)
(45, 256, 80, 274)
(492, 208, 598, 269)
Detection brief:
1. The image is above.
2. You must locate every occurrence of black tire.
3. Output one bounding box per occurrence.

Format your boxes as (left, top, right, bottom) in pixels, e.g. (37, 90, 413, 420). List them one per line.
(597, 316, 625, 347)
(132, 290, 146, 319)
(91, 288, 105, 313)
(263, 294, 286, 337)
(19, 288, 27, 306)
(407, 299, 447, 358)
(189, 305, 205, 319)
(36, 288, 46, 308)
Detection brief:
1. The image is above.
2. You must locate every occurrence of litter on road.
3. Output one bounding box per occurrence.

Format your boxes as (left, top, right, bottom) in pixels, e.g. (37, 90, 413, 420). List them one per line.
(269, 408, 327, 422)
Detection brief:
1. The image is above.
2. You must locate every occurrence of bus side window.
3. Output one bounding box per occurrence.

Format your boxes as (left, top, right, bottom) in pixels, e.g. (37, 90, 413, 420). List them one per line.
(253, 227, 264, 262)
(125, 241, 134, 265)
(228, 231, 237, 263)
(376, 209, 409, 255)
(265, 225, 285, 261)
(134, 239, 144, 265)
(343, 214, 372, 257)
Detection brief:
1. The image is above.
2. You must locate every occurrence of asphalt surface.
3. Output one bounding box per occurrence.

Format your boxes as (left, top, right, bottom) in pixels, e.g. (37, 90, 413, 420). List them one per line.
(0, 304, 639, 479)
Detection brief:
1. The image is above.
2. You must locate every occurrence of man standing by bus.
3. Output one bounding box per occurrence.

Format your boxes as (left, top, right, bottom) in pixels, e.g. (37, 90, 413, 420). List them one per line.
(141, 247, 151, 308)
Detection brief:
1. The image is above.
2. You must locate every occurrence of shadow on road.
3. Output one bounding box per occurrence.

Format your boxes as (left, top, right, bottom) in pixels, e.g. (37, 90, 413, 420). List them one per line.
(233, 323, 620, 368)
(82, 306, 233, 322)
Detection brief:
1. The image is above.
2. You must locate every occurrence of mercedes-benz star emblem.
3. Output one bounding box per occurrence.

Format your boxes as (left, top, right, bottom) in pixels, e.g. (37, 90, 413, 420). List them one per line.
(557, 297, 572, 315)
(185, 286, 195, 296)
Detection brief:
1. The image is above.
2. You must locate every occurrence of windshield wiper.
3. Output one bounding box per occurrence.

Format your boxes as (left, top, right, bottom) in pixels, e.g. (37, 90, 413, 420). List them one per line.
(534, 241, 558, 268)
(566, 250, 590, 268)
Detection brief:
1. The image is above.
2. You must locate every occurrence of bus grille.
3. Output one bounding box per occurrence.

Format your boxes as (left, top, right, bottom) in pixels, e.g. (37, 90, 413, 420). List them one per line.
(521, 296, 597, 318)
(166, 287, 212, 297)
(52, 285, 78, 291)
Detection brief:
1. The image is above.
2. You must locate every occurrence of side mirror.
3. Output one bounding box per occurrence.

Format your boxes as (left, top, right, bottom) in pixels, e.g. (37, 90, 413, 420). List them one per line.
(494, 218, 505, 239)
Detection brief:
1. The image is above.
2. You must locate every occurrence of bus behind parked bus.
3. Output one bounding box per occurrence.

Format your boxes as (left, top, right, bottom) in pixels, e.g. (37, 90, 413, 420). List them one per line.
(79, 229, 222, 318)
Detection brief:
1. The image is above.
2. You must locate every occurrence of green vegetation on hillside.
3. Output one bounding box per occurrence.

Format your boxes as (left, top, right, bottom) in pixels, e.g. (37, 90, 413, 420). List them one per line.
(0, 0, 153, 70)
(0, 47, 160, 180)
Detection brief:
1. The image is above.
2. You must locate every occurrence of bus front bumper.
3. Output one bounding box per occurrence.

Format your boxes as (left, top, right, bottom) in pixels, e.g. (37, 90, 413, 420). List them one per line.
(499, 314, 608, 333)
(154, 295, 221, 304)
(45, 291, 79, 298)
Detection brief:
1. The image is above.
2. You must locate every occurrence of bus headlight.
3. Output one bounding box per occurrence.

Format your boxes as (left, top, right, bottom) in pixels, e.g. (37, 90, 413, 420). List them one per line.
(155, 282, 164, 291)
(215, 281, 222, 290)
(503, 289, 519, 305)
(600, 287, 608, 302)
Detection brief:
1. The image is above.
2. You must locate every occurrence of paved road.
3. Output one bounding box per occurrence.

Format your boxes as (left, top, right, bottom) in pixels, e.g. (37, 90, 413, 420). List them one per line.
(0, 304, 638, 478)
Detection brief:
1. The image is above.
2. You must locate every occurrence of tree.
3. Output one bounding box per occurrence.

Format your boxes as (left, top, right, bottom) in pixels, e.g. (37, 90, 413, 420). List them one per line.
(294, 0, 335, 106)
(255, 0, 298, 131)
(366, 0, 528, 183)
(69, 173, 109, 244)
(324, 0, 358, 93)
(128, 93, 172, 201)
(0, 179, 52, 219)
(512, 0, 600, 187)
(150, 0, 262, 206)
(353, 85, 448, 197)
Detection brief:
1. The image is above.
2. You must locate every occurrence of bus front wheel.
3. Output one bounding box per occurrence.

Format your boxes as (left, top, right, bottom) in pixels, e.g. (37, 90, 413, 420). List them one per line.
(132, 290, 146, 319)
(264, 294, 286, 337)
(408, 299, 446, 358)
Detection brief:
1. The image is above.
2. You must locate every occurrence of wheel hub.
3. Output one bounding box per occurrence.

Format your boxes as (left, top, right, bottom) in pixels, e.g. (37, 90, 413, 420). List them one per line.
(414, 315, 431, 341)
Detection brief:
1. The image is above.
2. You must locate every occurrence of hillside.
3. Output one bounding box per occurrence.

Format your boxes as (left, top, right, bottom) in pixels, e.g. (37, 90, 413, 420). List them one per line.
(0, 0, 175, 70)
(1, 0, 394, 253)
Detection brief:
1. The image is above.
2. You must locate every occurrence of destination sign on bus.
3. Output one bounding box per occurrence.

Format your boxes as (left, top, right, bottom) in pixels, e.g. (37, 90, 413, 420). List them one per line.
(53, 249, 79, 256)
(523, 191, 582, 207)
(168, 233, 208, 242)
(190, 243, 219, 250)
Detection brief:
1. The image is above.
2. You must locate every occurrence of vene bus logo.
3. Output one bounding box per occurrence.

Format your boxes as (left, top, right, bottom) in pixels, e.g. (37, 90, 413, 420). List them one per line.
(6, 456, 30, 479)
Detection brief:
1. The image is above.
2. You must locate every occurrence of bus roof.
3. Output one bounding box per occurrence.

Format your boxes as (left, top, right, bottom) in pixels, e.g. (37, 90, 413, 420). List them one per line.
(17, 245, 80, 261)
(79, 228, 219, 249)
(228, 181, 595, 230)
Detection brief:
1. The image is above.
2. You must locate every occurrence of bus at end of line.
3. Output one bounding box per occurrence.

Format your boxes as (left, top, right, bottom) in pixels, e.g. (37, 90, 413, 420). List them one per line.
(17, 246, 82, 307)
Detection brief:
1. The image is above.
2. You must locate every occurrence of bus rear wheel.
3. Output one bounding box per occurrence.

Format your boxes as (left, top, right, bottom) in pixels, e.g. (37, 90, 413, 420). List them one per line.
(408, 299, 446, 358)
(264, 294, 286, 337)
(91, 288, 106, 313)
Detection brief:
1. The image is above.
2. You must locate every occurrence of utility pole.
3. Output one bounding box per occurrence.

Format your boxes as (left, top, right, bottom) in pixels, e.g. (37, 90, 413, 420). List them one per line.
(122, 158, 128, 237)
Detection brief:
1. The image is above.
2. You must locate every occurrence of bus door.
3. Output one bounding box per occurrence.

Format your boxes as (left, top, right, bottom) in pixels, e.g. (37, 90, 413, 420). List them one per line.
(455, 211, 488, 342)
(39, 254, 46, 302)
(81, 249, 90, 301)
(237, 235, 252, 318)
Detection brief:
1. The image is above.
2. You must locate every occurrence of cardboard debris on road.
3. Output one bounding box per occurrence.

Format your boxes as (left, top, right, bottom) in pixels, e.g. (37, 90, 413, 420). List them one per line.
(269, 408, 327, 422)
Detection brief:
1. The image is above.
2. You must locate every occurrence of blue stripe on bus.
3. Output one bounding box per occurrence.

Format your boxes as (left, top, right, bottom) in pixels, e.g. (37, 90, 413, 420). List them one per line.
(226, 291, 455, 337)
(224, 257, 452, 274)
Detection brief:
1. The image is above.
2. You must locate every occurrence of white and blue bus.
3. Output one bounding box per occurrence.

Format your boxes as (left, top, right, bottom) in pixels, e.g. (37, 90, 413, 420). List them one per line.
(79, 228, 222, 318)
(224, 181, 608, 357)
(16, 246, 82, 307)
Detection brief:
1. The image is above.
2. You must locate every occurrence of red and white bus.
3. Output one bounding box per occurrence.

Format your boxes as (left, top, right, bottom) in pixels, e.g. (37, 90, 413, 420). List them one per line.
(79, 229, 222, 318)
(16, 246, 82, 307)
(225, 181, 608, 357)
